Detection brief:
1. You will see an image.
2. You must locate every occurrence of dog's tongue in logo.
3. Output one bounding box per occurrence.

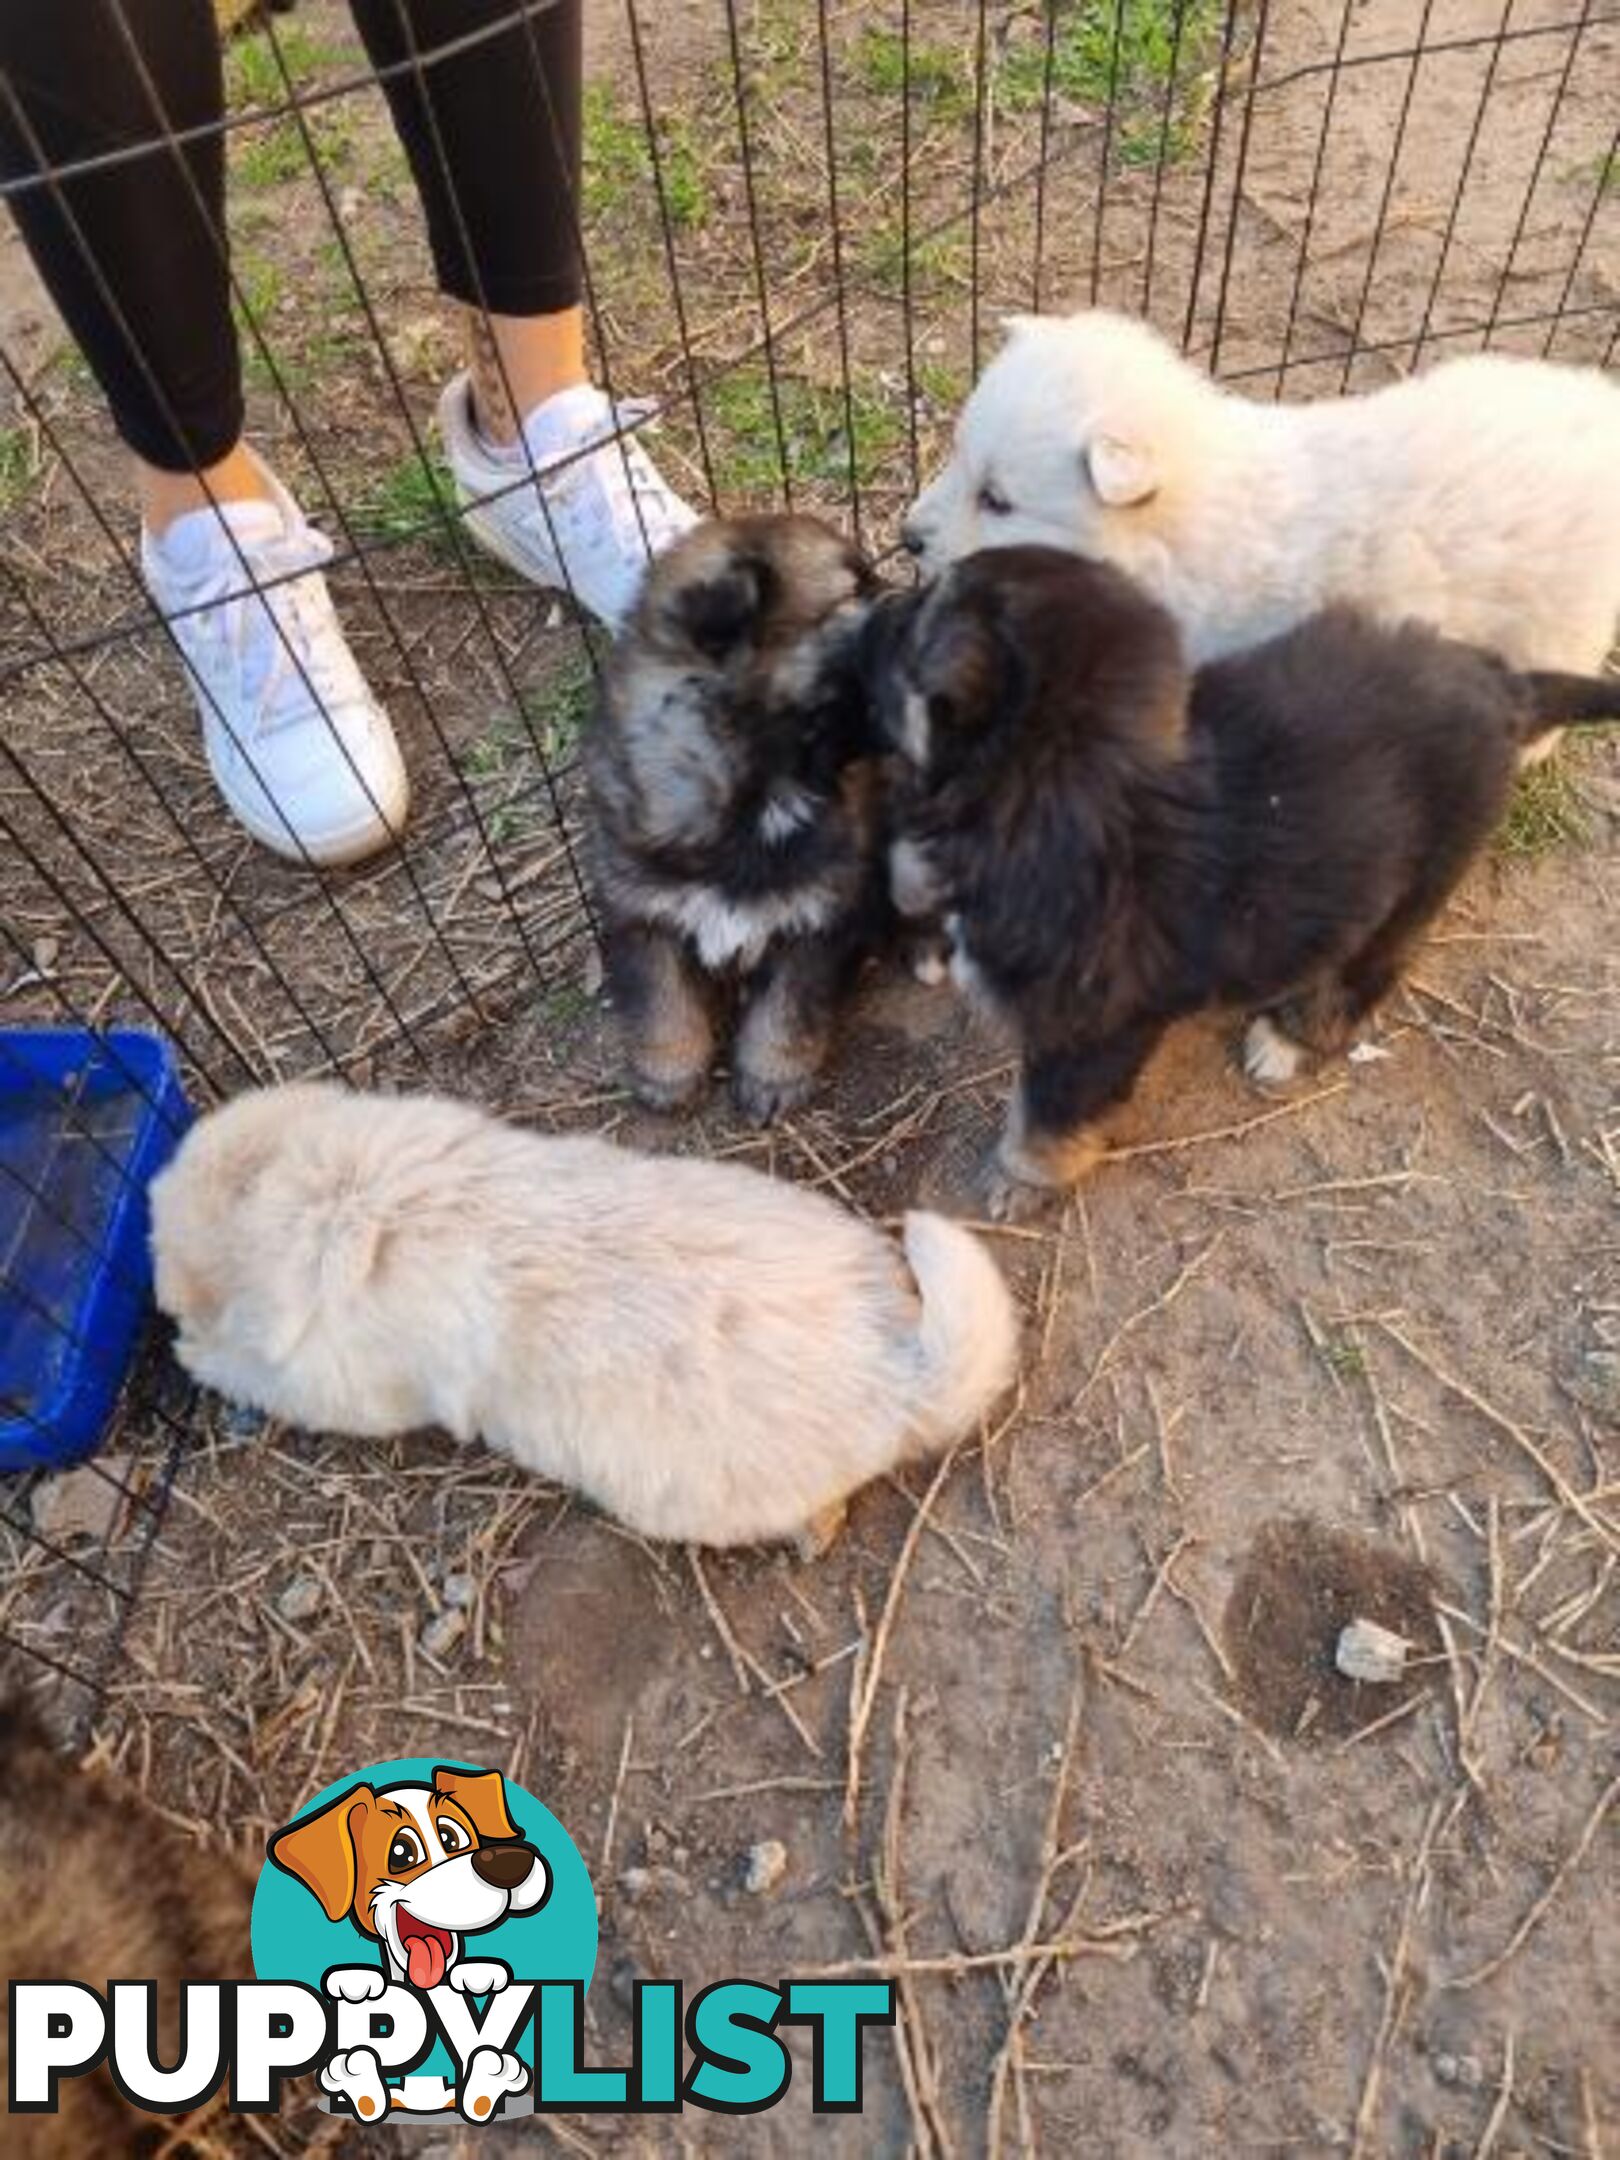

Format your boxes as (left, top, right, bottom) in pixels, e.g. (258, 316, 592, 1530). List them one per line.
(398, 1912, 452, 1990)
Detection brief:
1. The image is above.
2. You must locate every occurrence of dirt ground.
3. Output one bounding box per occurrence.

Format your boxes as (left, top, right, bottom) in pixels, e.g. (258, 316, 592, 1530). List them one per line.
(1, 2, 1616, 2155)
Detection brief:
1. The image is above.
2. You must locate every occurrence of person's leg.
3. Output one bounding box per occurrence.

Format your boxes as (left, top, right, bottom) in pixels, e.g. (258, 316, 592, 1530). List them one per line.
(350, 0, 697, 625)
(0, 0, 407, 862)
(0, 0, 272, 528)
(346, 0, 586, 433)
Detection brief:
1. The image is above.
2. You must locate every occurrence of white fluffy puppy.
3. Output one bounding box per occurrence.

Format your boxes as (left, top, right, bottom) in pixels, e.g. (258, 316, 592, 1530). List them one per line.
(904, 309, 1620, 674)
(149, 1084, 1018, 1549)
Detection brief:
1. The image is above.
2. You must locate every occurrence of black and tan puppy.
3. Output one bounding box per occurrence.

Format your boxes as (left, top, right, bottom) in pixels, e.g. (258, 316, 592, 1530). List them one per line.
(586, 514, 887, 1124)
(863, 544, 1620, 1217)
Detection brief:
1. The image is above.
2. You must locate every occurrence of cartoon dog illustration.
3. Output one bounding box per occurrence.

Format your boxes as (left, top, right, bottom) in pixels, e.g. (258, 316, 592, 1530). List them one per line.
(269, 1764, 550, 2121)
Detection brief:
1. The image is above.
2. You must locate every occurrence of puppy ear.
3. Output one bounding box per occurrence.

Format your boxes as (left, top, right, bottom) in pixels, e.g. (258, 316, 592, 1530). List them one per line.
(1085, 433, 1158, 508)
(677, 553, 774, 661)
(998, 312, 1042, 346)
(269, 1784, 375, 1921)
(251, 1199, 387, 1366)
(433, 1765, 520, 1843)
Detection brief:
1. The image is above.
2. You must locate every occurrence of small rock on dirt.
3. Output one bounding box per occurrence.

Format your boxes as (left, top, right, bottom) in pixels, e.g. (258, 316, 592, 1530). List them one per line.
(276, 1572, 324, 1625)
(31, 1460, 129, 1545)
(1336, 1617, 1411, 1684)
(743, 1839, 788, 1895)
(419, 1605, 468, 1661)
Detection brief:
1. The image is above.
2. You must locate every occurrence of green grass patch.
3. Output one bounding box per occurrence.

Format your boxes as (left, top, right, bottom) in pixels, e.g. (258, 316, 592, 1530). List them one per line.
(225, 22, 348, 110)
(0, 426, 37, 511)
(707, 369, 904, 496)
(915, 359, 970, 411)
(1000, 0, 1222, 166)
(1496, 743, 1605, 860)
(582, 83, 712, 231)
(861, 218, 972, 296)
(854, 28, 972, 113)
(234, 120, 306, 189)
(231, 249, 289, 388)
(232, 107, 355, 191)
(466, 653, 599, 842)
(352, 448, 460, 552)
(520, 651, 597, 767)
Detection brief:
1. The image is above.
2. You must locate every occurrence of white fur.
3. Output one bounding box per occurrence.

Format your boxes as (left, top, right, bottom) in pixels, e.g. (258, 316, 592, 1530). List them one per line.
(757, 787, 817, 845)
(1242, 1015, 1306, 1089)
(635, 878, 836, 971)
(907, 309, 1620, 671)
(889, 835, 943, 919)
(149, 1084, 1020, 1549)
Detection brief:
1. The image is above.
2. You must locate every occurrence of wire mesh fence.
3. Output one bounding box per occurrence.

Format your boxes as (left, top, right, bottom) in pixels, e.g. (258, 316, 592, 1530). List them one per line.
(0, 0, 1614, 1721)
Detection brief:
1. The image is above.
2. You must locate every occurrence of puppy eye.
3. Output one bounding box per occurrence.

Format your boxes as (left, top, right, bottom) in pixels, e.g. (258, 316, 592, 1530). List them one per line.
(976, 481, 1011, 517)
(387, 1830, 425, 1872)
(437, 1819, 470, 1855)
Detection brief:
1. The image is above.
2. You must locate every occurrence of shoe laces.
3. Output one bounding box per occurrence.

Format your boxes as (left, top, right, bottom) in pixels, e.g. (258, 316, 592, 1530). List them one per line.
(547, 397, 689, 554)
(174, 520, 356, 740)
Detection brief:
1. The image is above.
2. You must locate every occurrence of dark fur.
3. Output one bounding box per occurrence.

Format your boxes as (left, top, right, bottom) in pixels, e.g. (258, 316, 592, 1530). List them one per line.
(0, 1693, 252, 2156)
(862, 545, 1620, 1208)
(586, 515, 888, 1124)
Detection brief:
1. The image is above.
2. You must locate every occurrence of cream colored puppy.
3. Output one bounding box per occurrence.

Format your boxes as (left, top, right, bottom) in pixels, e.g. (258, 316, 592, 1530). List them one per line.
(149, 1084, 1019, 1548)
(904, 310, 1620, 677)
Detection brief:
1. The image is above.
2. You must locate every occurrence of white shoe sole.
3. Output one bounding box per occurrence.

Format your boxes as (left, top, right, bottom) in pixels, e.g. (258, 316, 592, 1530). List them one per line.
(207, 744, 412, 867)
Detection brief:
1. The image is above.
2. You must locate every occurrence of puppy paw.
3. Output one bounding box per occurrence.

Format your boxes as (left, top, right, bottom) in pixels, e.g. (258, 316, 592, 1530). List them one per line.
(732, 1066, 817, 1128)
(1242, 1014, 1307, 1092)
(324, 1966, 387, 2005)
(447, 1959, 511, 1997)
(983, 1159, 1066, 1226)
(629, 1063, 710, 1115)
(320, 2045, 389, 2121)
(905, 929, 953, 987)
(459, 2045, 529, 2124)
(794, 1498, 848, 1562)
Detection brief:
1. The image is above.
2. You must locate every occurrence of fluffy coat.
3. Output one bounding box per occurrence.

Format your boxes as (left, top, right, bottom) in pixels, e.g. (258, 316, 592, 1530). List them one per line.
(862, 545, 1620, 1215)
(149, 1084, 1019, 1547)
(586, 514, 888, 1125)
(903, 309, 1620, 677)
(0, 1696, 251, 2158)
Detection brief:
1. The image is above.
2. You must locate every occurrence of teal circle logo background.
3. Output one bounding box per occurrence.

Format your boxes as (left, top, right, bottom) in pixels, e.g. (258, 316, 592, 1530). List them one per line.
(251, 1755, 597, 2079)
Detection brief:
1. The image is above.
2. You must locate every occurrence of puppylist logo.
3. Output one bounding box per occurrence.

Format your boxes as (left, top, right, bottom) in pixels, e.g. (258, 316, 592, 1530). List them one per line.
(7, 1754, 894, 2127)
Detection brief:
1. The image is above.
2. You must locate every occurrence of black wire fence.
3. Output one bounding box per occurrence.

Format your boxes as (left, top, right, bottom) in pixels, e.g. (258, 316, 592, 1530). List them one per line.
(0, 0, 1614, 1723)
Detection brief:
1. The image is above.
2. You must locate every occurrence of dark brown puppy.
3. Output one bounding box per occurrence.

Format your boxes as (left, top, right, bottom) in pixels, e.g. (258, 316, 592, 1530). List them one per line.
(862, 545, 1620, 1216)
(586, 515, 887, 1125)
(0, 1694, 252, 2156)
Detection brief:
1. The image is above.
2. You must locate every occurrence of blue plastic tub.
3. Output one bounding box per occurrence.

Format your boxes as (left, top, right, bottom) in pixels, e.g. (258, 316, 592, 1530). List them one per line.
(0, 1029, 190, 1473)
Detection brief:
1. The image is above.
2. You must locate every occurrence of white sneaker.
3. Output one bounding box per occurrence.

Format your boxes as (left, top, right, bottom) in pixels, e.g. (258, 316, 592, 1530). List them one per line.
(438, 375, 699, 629)
(142, 472, 409, 867)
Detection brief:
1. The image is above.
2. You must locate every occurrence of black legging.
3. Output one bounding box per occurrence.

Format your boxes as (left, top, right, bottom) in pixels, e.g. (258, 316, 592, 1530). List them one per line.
(0, 0, 582, 472)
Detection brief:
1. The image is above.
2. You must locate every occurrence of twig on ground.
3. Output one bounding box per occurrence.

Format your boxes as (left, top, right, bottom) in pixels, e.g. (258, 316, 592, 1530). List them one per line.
(1108, 1082, 1349, 1162)
(1473, 2029, 1515, 2160)
(1350, 1792, 1458, 2158)
(688, 1548, 752, 1694)
(1076, 1235, 1225, 1408)
(1375, 1321, 1619, 1560)
(598, 1713, 634, 1881)
(868, 1688, 955, 2159)
(1448, 1771, 1620, 1991)
(844, 1442, 965, 1829)
(986, 1676, 1090, 2160)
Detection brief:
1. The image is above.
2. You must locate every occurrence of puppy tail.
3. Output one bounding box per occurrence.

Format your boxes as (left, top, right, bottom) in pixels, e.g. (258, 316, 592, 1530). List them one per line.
(899, 1211, 1020, 1449)
(1520, 670, 1620, 741)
